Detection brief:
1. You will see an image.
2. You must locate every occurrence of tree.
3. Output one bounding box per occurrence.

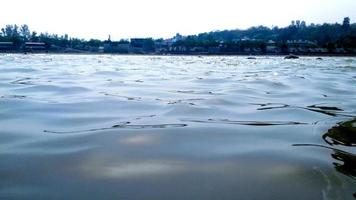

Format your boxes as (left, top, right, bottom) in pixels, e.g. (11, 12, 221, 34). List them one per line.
(4, 25, 14, 37)
(300, 21, 306, 29)
(87, 39, 102, 47)
(291, 20, 296, 27)
(30, 31, 39, 42)
(342, 17, 350, 30)
(2, 24, 21, 44)
(20, 24, 31, 41)
(296, 20, 301, 28)
(13, 25, 19, 37)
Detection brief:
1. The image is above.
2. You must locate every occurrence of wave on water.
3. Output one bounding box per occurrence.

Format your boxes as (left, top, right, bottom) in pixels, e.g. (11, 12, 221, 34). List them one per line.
(1, 55, 356, 200)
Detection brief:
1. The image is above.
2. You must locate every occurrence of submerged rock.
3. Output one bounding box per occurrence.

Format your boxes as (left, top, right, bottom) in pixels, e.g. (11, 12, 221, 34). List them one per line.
(247, 57, 256, 60)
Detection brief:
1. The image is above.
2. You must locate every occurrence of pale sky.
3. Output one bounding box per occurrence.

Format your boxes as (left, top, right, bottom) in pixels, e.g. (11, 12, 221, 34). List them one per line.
(1, 0, 355, 40)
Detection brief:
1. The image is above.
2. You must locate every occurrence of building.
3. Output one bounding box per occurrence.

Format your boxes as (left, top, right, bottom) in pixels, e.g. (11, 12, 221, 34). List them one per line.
(103, 41, 130, 53)
(98, 46, 105, 53)
(130, 38, 146, 48)
(130, 38, 155, 53)
(24, 42, 47, 51)
(0, 42, 16, 51)
(286, 40, 318, 53)
(154, 39, 174, 53)
(266, 40, 280, 53)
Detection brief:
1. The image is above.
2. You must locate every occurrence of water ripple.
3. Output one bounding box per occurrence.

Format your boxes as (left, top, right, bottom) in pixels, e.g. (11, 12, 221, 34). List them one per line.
(43, 122, 187, 134)
(181, 118, 307, 126)
(1, 55, 356, 199)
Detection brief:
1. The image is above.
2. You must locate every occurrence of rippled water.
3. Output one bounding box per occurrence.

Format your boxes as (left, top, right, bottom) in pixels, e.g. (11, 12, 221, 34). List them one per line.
(0, 54, 355, 200)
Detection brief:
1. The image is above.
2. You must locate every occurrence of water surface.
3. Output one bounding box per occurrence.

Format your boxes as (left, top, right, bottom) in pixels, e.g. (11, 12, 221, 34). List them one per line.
(0, 54, 355, 199)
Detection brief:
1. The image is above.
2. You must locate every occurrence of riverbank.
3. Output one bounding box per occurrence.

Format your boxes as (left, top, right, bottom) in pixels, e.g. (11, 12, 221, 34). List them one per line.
(1, 51, 356, 57)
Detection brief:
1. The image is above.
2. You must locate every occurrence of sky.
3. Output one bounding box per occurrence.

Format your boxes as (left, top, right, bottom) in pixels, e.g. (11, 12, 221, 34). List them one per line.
(1, 0, 355, 40)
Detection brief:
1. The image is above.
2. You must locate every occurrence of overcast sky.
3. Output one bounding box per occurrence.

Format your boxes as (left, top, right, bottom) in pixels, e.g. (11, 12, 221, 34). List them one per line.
(1, 0, 355, 40)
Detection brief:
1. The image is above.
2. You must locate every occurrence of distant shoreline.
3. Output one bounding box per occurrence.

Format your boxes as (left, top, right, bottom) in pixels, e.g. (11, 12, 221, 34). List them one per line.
(0, 52, 355, 57)
(2, 19, 356, 57)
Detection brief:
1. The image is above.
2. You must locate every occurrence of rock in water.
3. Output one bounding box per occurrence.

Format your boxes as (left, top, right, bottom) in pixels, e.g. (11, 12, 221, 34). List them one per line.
(284, 54, 299, 59)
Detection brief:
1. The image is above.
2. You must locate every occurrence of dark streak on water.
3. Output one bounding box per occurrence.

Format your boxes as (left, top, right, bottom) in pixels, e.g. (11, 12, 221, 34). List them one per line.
(0, 55, 356, 200)
(44, 123, 188, 134)
(255, 102, 356, 117)
(180, 118, 307, 126)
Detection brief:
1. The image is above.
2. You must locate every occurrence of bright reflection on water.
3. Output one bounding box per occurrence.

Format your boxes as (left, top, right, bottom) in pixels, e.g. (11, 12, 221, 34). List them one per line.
(0, 54, 355, 199)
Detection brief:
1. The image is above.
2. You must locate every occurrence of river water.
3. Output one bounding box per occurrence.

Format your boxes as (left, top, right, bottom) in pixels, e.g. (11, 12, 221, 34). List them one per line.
(0, 54, 355, 200)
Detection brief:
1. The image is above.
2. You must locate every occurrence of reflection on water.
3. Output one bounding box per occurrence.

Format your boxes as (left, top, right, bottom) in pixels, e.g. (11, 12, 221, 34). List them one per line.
(294, 143, 356, 179)
(323, 119, 356, 146)
(0, 55, 356, 199)
(325, 119, 356, 180)
(294, 118, 356, 198)
(332, 149, 356, 179)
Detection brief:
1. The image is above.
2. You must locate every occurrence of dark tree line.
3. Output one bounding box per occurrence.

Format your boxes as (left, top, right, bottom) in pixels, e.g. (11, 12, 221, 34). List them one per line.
(0, 24, 99, 50)
(173, 17, 356, 49)
(1, 17, 355, 53)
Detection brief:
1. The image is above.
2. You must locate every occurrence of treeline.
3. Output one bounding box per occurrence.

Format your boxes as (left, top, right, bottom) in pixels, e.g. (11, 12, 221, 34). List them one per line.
(0, 24, 97, 50)
(174, 18, 356, 49)
(0, 17, 356, 54)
